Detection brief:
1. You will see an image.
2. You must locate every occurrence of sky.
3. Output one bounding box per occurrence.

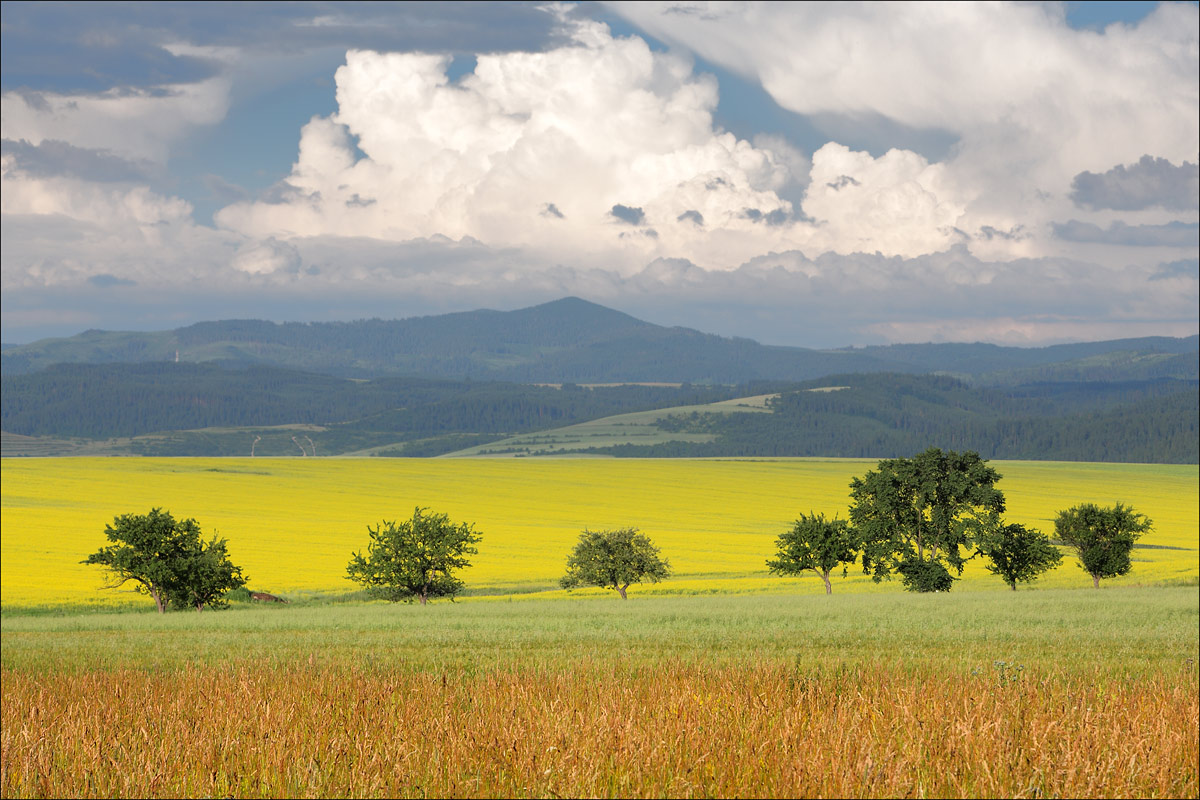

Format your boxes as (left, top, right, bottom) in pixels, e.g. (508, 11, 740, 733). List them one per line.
(1, 1, 1197, 347)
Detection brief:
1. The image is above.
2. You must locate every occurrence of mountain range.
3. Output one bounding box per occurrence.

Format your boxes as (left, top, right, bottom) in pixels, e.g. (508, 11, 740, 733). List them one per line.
(4, 297, 1196, 385)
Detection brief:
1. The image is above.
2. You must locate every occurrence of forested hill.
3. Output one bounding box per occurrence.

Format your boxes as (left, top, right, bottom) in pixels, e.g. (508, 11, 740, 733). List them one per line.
(570, 374, 1200, 464)
(0, 362, 749, 441)
(2, 363, 1195, 462)
(3, 297, 1195, 385)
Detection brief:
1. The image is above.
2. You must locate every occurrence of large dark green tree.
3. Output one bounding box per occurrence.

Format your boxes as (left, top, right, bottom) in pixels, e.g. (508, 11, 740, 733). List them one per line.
(560, 528, 671, 599)
(849, 447, 1005, 592)
(1054, 503, 1152, 588)
(976, 522, 1063, 590)
(82, 508, 247, 612)
(346, 507, 481, 604)
(766, 512, 858, 594)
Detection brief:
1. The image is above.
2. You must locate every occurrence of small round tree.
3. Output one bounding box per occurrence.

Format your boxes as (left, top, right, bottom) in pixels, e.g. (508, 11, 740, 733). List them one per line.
(1055, 503, 1152, 588)
(766, 512, 858, 594)
(976, 522, 1063, 590)
(560, 528, 671, 599)
(346, 507, 481, 604)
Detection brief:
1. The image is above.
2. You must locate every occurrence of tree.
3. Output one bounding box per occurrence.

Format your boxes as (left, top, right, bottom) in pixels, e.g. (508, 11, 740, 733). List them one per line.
(560, 528, 671, 599)
(766, 512, 858, 594)
(849, 447, 1005, 592)
(82, 508, 247, 612)
(346, 507, 481, 604)
(976, 522, 1063, 591)
(172, 535, 248, 611)
(1054, 503, 1152, 588)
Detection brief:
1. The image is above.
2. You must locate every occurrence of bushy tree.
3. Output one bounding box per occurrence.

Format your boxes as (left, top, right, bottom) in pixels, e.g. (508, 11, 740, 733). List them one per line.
(560, 528, 671, 599)
(173, 536, 248, 611)
(849, 447, 1005, 592)
(1054, 503, 1152, 588)
(346, 507, 481, 604)
(766, 512, 858, 594)
(976, 522, 1063, 590)
(82, 508, 247, 612)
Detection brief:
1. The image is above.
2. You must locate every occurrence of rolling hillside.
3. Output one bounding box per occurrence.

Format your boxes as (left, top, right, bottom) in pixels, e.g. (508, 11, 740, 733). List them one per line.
(4, 297, 1195, 384)
(2, 363, 1194, 462)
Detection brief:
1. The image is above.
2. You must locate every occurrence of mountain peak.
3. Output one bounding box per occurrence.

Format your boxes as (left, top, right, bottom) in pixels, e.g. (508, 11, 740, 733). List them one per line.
(518, 297, 653, 327)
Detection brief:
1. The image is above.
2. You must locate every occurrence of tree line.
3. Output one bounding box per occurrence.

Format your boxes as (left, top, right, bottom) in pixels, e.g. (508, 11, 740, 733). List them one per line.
(3, 362, 745, 440)
(83, 448, 1154, 612)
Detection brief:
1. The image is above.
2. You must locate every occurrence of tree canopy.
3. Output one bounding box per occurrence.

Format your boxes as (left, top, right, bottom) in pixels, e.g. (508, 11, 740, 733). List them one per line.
(346, 507, 481, 604)
(173, 536, 249, 611)
(1054, 503, 1152, 588)
(976, 522, 1063, 590)
(849, 447, 1005, 592)
(766, 512, 858, 594)
(82, 508, 247, 612)
(560, 528, 671, 599)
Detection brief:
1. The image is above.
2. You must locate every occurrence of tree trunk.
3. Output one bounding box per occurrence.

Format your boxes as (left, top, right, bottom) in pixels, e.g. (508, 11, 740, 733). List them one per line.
(1010, 582, 1017, 591)
(1092, 574, 1100, 589)
(418, 593, 428, 605)
(617, 584, 628, 600)
(151, 589, 166, 614)
(821, 571, 832, 595)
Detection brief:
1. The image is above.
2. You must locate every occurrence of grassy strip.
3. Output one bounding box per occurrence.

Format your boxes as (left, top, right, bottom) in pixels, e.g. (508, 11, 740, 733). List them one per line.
(4, 587, 1196, 674)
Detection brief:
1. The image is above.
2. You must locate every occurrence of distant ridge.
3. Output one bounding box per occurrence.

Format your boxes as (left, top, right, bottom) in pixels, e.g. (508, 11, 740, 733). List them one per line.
(1, 297, 1196, 385)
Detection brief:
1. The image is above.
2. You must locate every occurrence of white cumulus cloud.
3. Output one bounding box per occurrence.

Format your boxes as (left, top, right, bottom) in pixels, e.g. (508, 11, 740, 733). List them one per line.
(609, 0, 1200, 260)
(215, 17, 812, 270)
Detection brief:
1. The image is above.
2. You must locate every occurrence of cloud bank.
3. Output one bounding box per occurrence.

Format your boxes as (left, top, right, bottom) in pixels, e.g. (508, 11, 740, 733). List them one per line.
(1070, 155, 1200, 211)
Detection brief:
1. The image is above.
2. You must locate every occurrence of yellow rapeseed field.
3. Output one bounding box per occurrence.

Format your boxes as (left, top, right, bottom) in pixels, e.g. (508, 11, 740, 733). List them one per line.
(1, 458, 1196, 607)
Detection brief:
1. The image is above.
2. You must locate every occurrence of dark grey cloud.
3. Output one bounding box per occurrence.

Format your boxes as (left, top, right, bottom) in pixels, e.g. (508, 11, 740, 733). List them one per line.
(1, 2, 559, 93)
(618, 229, 658, 240)
(1150, 259, 1200, 281)
(826, 175, 860, 191)
(541, 203, 565, 219)
(978, 225, 1028, 242)
(87, 274, 136, 288)
(1053, 219, 1199, 247)
(741, 208, 790, 226)
(1070, 155, 1200, 211)
(2, 138, 156, 182)
(610, 204, 645, 225)
(677, 210, 704, 226)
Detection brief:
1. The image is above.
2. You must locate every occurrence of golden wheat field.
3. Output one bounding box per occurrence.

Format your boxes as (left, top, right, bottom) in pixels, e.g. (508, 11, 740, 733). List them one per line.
(4, 661, 1196, 799)
(1, 457, 1196, 607)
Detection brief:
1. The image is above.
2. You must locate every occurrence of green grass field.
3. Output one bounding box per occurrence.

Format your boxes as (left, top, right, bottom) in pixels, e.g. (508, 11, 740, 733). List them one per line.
(444, 394, 775, 456)
(3, 587, 1196, 674)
